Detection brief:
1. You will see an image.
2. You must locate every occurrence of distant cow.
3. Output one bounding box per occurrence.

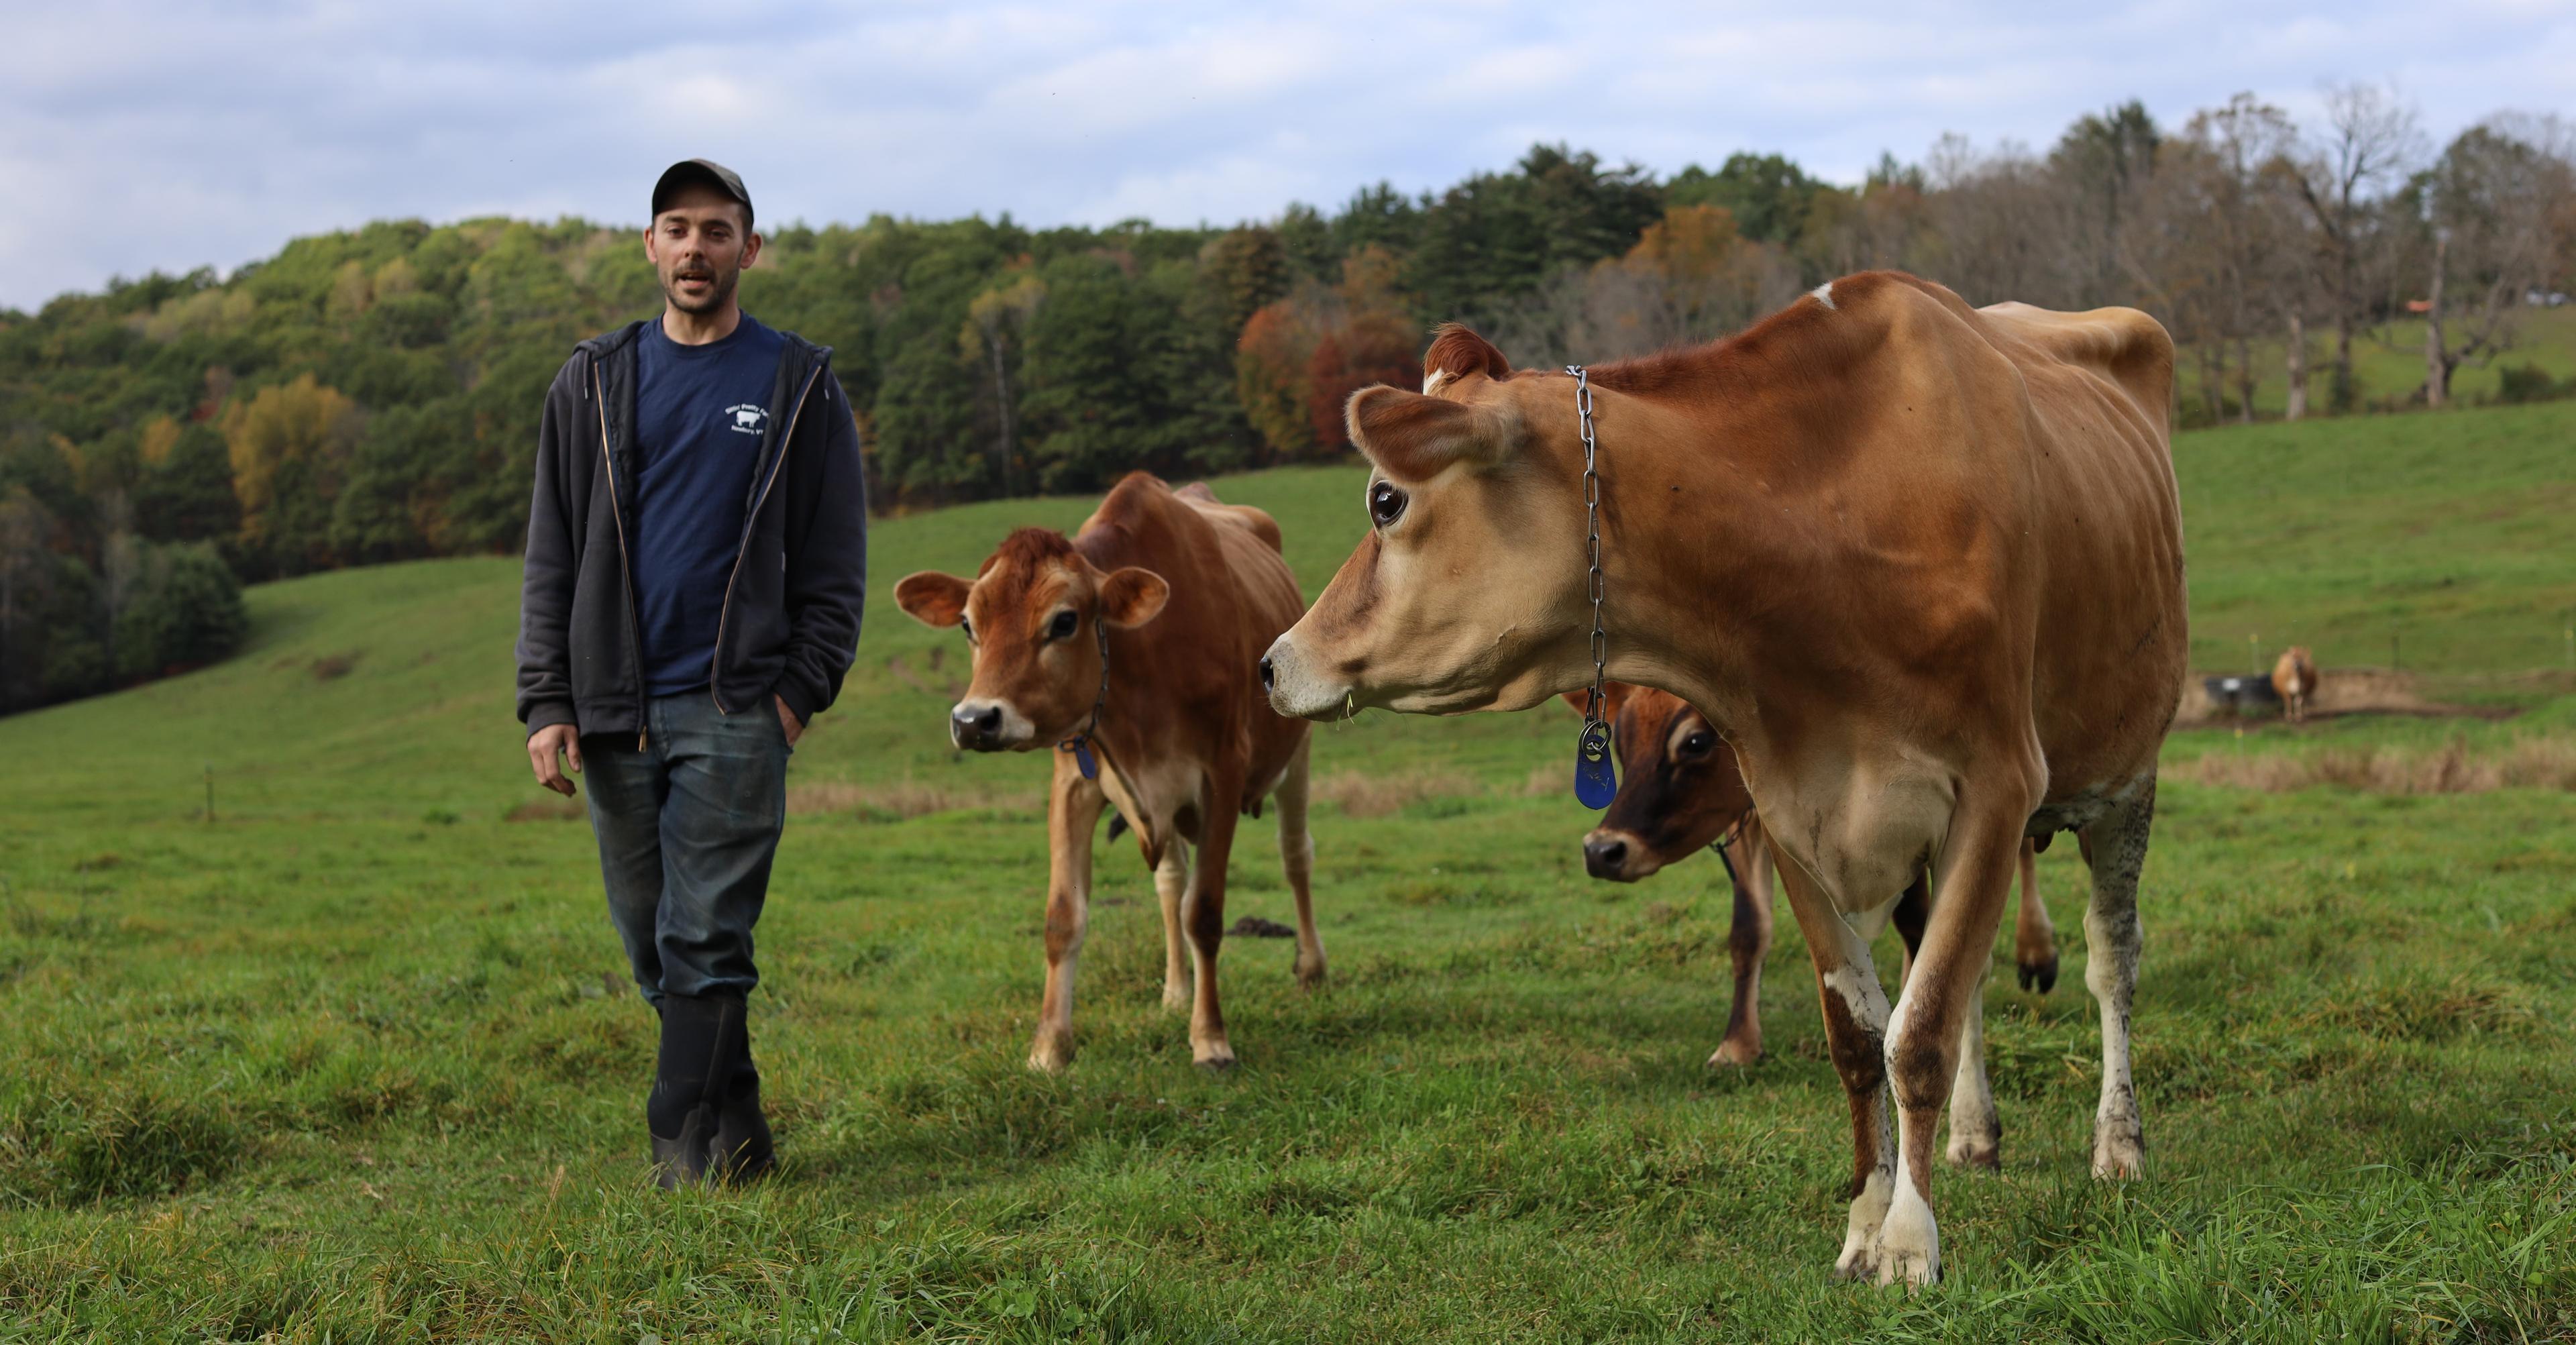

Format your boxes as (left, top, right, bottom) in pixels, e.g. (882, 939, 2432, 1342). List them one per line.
(1572, 684, 2057, 1075)
(894, 474, 1322, 1071)
(2271, 647, 2319, 722)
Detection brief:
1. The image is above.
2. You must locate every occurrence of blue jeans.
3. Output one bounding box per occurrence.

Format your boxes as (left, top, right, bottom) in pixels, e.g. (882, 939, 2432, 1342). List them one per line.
(582, 692, 790, 1003)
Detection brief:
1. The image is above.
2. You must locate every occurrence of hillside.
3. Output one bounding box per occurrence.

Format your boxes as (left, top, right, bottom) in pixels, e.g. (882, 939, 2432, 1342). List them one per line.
(3, 396, 2571, 830)
(2, 393, 2571, 1338)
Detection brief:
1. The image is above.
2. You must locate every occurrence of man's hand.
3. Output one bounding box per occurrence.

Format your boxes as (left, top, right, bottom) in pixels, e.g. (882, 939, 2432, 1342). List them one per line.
(775, 695, 805, 747)
(529, 724, 584, 796)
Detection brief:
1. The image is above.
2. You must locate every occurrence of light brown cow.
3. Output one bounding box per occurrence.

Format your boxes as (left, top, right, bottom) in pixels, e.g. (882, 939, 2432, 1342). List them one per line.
(2271, 646, 2319, 722)
(1261, 272, 2186, 1285)
(1574, 683, 2057, 1074)
(894, 474, 1322, 1072)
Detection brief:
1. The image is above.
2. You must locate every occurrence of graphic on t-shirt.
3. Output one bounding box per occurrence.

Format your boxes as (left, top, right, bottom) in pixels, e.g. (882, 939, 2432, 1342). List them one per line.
(726, 403, 769, 435)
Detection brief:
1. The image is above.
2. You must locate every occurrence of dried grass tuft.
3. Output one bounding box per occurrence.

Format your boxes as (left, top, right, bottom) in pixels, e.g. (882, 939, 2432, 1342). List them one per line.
(1313, 769, 1481, 818)
(785, 779, 1037, 820)
(2174, 735, 2576, 794)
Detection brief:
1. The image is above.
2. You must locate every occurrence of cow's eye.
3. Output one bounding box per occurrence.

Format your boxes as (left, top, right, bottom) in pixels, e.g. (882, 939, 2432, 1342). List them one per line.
(1368, 480, 1407, 528)
(1049, 610, 1079, 641)
(1679, 730, 1715, 758)
(960, 616, 975, 643)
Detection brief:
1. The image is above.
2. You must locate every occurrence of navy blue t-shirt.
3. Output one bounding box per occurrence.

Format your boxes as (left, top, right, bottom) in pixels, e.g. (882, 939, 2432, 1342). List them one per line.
(631, 313, 786, 697)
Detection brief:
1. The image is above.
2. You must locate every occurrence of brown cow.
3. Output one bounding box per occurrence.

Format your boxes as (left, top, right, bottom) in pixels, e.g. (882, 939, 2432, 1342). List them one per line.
(2271, 646, 2319, 722)
(894, 474, 1321, 1072)
(1573, 683, 2057, 1073)
(1261, 272, 2186, 1284)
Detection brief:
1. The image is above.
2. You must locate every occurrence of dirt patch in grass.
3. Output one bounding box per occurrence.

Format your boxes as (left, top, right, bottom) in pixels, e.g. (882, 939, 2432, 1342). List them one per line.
(2171, 735, 2576, 794)
(2174, 666, 2508, 728)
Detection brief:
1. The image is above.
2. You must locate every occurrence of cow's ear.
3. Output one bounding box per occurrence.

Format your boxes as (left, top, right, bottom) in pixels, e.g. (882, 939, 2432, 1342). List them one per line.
(894, 571, 973, 628)
(1423, 323, 1511, 391)
(1346, 386, 1520, 483)
(1097, 567, 1171, 629)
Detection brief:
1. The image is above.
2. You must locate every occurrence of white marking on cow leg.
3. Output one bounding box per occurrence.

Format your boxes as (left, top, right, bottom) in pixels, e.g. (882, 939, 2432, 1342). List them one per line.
(1154, 839, 1193, 1012)
(1275, 741, 1326, 989)
(1421, 368, 1451, 396)
(1944, 967, 2000, 1169)
(1799, 896, 1895, 1283)
(1877, 1150, 1941, 1287)
(1837, 1169, 1892, 1278)
(1810, 281, 1836, 310)
(2083, 779, 2155, 1179)
(1030, 767, 1104, 1073)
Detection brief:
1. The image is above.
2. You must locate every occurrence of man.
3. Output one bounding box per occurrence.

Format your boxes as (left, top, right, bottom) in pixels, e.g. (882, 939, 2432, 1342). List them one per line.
(515, 159, 867, 1186)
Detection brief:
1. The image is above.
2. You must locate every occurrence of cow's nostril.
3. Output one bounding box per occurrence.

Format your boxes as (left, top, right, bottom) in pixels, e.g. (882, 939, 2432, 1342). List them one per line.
(1258, 654, 1275, 692)
(1582, 837, 1628, 877)
(973, 706, 1001, 731)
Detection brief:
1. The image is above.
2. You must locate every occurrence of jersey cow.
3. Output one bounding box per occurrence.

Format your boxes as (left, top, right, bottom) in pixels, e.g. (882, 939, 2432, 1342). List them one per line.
(1261, 272, 2186, 1285)
(2271, 646, 2319, 722)
(1574, 682, 2057, 1074)
(896, 474, 1322, 1073)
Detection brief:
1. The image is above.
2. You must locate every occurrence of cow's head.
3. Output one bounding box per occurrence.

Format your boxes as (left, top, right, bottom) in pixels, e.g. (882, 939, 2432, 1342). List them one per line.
(894, 528, 1171, 751)
(1568, 684, 1754, 881)
(1260, 325, 1593, 719)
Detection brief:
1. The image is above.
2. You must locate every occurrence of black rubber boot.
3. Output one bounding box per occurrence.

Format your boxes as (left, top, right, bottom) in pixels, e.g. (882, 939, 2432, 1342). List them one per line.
(710, 1048, 775, 1185)
(647, 992, 742, 1189)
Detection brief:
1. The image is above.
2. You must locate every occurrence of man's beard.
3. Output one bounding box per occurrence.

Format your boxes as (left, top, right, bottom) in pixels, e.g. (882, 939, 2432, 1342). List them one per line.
(661, 262, 740, 315)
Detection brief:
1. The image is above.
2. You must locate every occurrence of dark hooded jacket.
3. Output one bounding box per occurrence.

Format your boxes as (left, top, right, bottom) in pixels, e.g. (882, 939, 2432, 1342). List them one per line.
(515, 319, 867, 743)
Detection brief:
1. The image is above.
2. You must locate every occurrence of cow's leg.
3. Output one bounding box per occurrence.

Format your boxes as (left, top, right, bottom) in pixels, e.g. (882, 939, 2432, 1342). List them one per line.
(1183, 781, 1243, 1069)
(1275, 739, 1326, 989)
(2079, 778, 2155, 1179)
(1879, 795, 2026, 1287)
(2014, 837, 2059, 993)
(1030, 758, 1106, 1074)
(1774, 857, 1896, 1283)
(1154, 839, 1193, 1012)
(1709, 820, 1773, 1067)
(1943, 965, 2000, 1170)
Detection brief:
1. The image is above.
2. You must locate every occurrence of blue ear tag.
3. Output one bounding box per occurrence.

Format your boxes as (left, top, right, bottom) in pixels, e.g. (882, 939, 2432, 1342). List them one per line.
(1574, 720, 1617, 809)
(1065, 738, 1099, 781)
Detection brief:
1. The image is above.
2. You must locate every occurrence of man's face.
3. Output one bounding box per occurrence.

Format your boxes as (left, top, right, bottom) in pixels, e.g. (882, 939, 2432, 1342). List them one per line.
(645, 183, 759, 315)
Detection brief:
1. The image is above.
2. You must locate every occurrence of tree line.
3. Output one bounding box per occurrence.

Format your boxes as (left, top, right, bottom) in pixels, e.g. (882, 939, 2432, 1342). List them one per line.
(3, 87, 2572, 715)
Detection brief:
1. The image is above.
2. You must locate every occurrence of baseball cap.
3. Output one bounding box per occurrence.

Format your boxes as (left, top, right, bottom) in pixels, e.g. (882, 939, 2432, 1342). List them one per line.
(651, 159, 754, 227)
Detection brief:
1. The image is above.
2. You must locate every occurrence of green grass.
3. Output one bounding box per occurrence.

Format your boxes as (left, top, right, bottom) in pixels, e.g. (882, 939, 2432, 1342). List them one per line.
(3, 401, 2573, 1340)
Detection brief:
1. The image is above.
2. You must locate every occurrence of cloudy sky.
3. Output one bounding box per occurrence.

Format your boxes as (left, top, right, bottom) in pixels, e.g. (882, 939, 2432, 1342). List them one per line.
(8, 0, 2573, 311)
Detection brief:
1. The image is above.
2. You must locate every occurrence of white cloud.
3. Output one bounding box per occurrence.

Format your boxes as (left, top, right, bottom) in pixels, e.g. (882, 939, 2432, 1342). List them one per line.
(3, 0, 2572, 309)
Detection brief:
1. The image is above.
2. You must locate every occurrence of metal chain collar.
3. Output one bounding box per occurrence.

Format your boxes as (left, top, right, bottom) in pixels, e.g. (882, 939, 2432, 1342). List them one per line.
(1057, 610, 1113, 777)
(1566, 365, 1608, 730)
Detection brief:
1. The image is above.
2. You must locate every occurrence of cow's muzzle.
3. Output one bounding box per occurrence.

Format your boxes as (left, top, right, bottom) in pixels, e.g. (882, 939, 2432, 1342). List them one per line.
(949, 699, 1030, 751)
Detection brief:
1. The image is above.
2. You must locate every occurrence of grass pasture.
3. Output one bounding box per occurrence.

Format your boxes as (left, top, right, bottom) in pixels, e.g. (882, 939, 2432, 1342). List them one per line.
(2, 400, 2573, 1341)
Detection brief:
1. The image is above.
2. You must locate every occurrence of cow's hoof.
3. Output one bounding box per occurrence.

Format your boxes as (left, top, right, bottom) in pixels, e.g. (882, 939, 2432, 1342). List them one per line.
(2018, 955, 2059, 995)
(1945, 1136, 2001, 1171)
(2092, 1124, 2145, 1180)
(1706, 1038, 1762, 1068)
(1161, 983, 1191, 1012)
(1026, 1038, 1075, 1075)
(1293, 953, 1327, 990)
(1875, 1194, 1941, 1288)
(1193, 1050, 1238, 1073)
